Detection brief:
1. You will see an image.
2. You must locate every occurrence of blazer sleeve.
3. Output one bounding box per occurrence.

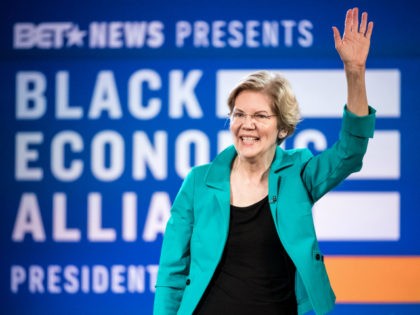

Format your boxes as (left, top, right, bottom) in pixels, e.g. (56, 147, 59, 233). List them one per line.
(301, 105, 376, 203)
(153, 169, 196, 315)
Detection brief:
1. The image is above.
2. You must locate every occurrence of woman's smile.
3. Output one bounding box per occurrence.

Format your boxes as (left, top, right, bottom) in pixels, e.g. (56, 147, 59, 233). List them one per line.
(240, 135, 260, 144)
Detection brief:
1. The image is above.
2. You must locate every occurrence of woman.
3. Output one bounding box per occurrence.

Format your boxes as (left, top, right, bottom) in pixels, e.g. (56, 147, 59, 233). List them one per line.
(154, 8, 375, 315)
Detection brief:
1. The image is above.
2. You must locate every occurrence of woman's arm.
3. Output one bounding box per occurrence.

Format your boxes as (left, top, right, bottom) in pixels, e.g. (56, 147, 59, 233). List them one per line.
(301, 8, 376, 202)
(301, 107, 376, 202)
(333, 7, 374, 116)
(154, 170, 196, 315)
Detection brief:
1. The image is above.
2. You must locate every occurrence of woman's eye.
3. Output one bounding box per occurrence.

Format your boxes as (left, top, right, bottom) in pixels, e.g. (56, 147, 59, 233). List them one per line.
(255, 114, 268, 119)
(234, 113, 244, 118)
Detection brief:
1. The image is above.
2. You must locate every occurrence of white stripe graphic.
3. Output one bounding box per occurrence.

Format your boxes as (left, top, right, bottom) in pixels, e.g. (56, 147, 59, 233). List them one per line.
(217, 69, 400, 118)
(218, 130, 400, 181)
(349, 131, 400, 180)
(313, 192, 400, 241)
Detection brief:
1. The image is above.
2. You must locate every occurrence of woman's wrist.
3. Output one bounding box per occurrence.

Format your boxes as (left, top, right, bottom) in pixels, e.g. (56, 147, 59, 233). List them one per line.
(344, 63, 366, 76)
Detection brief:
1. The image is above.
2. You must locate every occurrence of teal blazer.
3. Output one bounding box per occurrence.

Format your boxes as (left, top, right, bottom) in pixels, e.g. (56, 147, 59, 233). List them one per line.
(154, 106, 376, 315)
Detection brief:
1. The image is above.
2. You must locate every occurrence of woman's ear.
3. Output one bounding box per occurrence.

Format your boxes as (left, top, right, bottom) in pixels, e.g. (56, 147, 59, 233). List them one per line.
(278, 129, 287, 140)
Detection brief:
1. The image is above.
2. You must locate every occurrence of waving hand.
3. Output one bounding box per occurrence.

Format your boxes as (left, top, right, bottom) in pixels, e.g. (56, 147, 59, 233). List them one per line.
(333, 8, 374, 71)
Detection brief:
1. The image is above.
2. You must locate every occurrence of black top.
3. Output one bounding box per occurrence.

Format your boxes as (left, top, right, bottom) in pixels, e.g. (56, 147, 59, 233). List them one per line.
(194, 196, 297, 315)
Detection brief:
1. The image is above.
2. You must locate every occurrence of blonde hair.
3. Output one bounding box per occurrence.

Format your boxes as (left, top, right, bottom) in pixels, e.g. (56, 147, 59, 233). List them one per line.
(227, 70, 301, 144)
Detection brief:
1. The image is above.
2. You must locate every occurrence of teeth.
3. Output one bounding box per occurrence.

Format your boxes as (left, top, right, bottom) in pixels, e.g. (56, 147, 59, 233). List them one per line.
(241, 136, 258, 142)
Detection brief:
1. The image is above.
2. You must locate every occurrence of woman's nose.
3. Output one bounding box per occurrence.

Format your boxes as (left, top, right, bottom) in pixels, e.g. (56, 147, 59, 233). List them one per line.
(242, 115, 256, 128)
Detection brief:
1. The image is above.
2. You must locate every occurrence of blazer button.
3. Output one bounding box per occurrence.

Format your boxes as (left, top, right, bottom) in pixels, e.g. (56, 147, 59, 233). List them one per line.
(186, 279, 191, 285)
(315, 253, 321, 261)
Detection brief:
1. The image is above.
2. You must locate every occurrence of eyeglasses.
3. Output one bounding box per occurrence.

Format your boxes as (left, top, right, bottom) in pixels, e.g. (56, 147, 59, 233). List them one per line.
(229, 111, 278, 124)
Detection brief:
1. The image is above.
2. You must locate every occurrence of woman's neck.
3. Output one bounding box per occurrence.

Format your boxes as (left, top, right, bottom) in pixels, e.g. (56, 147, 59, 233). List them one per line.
(231, 152, 275, 183)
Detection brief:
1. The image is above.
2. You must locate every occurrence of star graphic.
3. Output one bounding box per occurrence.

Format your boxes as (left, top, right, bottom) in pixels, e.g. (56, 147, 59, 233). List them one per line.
(66, 25, 86, 47)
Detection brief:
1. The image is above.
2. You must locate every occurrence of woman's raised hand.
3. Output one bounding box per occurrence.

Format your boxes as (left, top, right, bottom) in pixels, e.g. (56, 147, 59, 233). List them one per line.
(333, 8, 374, 72)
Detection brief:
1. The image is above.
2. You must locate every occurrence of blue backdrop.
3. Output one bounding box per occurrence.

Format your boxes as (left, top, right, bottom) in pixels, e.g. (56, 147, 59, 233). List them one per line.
(1, 0, 419, 314)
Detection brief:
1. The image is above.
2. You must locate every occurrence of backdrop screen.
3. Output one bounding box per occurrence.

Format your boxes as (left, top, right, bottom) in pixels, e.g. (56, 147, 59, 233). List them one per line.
(1, 0, 419, 314)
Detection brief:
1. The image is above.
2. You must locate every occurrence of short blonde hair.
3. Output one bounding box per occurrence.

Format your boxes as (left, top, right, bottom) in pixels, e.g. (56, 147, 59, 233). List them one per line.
(227, 70, 301, 144)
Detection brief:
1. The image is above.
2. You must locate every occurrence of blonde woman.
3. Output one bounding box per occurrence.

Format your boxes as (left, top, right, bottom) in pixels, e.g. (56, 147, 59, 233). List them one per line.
(154, 8, 375, 315)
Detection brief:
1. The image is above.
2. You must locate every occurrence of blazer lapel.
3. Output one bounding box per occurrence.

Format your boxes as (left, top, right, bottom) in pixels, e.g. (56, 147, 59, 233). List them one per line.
(204, 146, 237, 238)
(203, 145, 296, 238)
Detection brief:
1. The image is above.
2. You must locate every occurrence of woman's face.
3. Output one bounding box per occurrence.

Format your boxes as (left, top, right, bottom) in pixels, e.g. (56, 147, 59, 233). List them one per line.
(230, 90, 281, 163)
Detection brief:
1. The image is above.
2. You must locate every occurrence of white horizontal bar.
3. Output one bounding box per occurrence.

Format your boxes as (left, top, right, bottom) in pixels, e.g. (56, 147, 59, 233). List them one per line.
(219, 129, 400, 180)
(313, 192, 400, 241)
(217, 69, 400, 118)
(349, 130, 400, 180)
